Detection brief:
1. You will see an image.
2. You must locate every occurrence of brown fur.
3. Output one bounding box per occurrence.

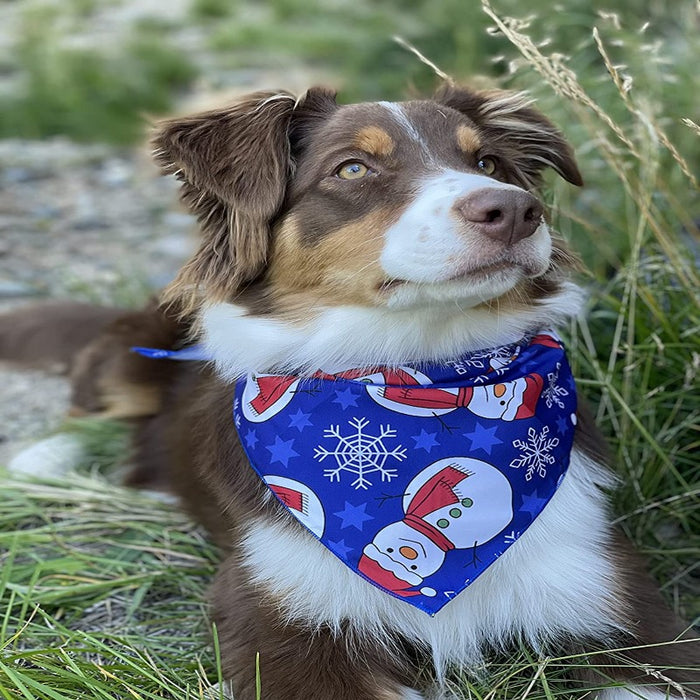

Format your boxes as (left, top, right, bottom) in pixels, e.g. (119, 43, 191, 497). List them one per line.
(154, 91, 298, 314)
(267, 207, 402, 315)
(2, 83, 697, 699)
(354, 125, 396, 157)
(0, 302, 127, 373)
(434, 85, 583, 189)
(211, 557, 421, 700)
(69, 303, 186, 418)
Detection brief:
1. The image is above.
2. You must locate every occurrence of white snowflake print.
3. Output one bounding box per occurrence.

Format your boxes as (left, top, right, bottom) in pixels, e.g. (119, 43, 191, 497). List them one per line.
(542, 362, 569, 409)
(314, 416, 407, 490)
(446, 355, 488, 375)
(449, 344, 519, 378)
(473, 346, 521, 384)
(509, 426, 560, 481)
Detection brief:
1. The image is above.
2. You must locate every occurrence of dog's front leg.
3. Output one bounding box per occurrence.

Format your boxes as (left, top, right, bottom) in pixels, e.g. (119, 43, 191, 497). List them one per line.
(210, 554, 426, 700)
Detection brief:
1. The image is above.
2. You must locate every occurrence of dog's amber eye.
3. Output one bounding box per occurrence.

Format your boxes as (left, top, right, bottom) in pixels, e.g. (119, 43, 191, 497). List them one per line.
(337, 162, 369, 180)
(477, 156, 498, 175)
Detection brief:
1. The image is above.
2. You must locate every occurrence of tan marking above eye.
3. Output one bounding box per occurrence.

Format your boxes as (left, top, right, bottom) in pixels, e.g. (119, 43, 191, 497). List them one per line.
(354, 125, 395, 157)
(493, 383, 507, 397)
(337, 162, 369, 180)
(456, 124, 481, 154)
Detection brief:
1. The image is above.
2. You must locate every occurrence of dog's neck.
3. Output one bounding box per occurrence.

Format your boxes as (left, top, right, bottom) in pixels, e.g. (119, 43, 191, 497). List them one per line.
(200, 281, 584, 381)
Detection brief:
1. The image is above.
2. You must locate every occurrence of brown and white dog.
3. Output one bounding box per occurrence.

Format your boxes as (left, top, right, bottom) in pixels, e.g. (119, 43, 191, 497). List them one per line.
(4, 85, 698, 699)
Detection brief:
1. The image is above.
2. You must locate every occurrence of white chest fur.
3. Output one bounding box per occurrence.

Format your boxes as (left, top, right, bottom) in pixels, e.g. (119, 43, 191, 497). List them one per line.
(239, 448, 624, 676)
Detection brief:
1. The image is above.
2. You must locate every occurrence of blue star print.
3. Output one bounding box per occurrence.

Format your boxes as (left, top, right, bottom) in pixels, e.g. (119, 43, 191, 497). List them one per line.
(556, 414, 570, 435)
(333, 388, 359, 410)
(411, 429, 439, 453)
(265, 436, 299, 468)
(288, 408, 312, 432)
(520, 491, 550, 517)
(334, 501, 374, 531)
(464, 424, 503, 455)
(328, 539, 353, 558)
(244, 429, 259, 449)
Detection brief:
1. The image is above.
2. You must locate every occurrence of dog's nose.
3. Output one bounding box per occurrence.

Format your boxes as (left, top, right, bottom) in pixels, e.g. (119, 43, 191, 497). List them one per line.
(454, 188, 544, 245)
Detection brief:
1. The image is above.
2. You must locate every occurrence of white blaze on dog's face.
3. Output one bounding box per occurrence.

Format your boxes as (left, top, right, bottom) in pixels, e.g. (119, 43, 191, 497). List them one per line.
(153, 87, 583, 374)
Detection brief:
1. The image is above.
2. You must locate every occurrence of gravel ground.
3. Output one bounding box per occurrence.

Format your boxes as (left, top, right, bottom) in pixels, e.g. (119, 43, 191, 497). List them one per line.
(0, 139, 197, 465)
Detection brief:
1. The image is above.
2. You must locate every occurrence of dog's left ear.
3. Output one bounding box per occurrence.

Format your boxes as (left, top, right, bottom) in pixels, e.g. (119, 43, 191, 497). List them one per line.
(152, 91, 297, 312)
(435, 85, 583, 189)
(153, 88, 338, 313)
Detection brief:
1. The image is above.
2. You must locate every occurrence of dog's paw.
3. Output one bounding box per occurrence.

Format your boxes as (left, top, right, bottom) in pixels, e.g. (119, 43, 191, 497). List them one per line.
(8, 433, 86, 478)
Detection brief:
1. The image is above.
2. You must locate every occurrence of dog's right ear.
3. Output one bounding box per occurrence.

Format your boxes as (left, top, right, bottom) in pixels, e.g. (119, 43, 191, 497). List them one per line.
(153, 89, 336, 313)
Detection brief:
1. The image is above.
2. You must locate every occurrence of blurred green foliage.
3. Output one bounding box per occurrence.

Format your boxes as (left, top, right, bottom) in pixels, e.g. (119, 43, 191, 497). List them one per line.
(0, 5, 198, 144)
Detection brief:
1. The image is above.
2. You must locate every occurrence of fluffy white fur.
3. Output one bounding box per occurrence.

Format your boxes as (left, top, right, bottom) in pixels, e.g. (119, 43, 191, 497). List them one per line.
(397, 688, 428, 700)
(202, 281, 584, 379)
(239, 449, 623, 680)
(380, 170, 552, 290)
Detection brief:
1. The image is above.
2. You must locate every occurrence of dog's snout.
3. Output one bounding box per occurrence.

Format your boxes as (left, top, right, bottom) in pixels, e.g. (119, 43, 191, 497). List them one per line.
(454, 188, 544, 245)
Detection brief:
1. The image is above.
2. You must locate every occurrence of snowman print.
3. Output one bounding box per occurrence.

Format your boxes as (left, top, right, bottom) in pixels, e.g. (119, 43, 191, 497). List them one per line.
(263, 475, 325, 538)
(358, 457, 513, 599)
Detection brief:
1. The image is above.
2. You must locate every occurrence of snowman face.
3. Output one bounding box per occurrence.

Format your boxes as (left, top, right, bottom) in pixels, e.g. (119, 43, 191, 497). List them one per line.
(367, 521, 445, 580)
(468, 380, 525, 421)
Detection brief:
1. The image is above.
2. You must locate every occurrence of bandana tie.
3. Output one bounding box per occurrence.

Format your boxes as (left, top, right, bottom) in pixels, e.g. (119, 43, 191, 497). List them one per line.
(134, 332, 577, 615)
(231, 331, 577, 615)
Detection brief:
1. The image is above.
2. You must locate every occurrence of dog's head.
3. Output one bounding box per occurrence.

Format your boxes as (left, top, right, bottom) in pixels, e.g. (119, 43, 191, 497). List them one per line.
(153, 85, 583, 376)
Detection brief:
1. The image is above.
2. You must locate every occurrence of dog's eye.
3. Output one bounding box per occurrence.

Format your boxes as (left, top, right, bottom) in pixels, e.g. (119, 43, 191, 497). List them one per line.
(336, 162, 369, 180)
(477, 156, 498, 176)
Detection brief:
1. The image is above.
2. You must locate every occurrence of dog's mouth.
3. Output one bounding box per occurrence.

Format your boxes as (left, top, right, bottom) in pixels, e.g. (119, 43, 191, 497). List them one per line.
(377, 258, 527, 294)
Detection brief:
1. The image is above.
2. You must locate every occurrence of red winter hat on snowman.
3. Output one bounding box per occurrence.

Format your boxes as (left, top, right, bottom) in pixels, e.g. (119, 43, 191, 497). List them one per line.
(512, 373, 545, 419)
(358, 554, 436, 598)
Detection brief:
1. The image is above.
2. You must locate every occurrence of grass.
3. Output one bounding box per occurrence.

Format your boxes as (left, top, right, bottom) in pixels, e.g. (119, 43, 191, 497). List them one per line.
(0, 474, 222, 698)
(0, 5, 198, 144)
(1, 0, 698, 697)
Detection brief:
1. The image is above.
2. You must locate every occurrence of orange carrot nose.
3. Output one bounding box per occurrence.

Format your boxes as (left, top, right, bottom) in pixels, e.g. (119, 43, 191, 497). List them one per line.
(399, 546, 418, 560)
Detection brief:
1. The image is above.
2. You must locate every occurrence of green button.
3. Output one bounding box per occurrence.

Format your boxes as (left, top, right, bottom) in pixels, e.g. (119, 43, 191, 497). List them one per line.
(449, 508, 462, 518)
(437, 518, 449, 529)
(461, 498, 473, 508)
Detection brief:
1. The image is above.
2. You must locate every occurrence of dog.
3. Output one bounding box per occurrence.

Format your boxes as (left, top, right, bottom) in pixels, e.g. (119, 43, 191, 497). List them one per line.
(2, 85, 698, 699)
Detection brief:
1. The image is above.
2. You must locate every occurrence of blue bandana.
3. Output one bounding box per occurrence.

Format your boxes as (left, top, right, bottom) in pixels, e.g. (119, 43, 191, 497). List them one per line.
(134, 332, 577, 615)
(230, 331, 577, 615)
